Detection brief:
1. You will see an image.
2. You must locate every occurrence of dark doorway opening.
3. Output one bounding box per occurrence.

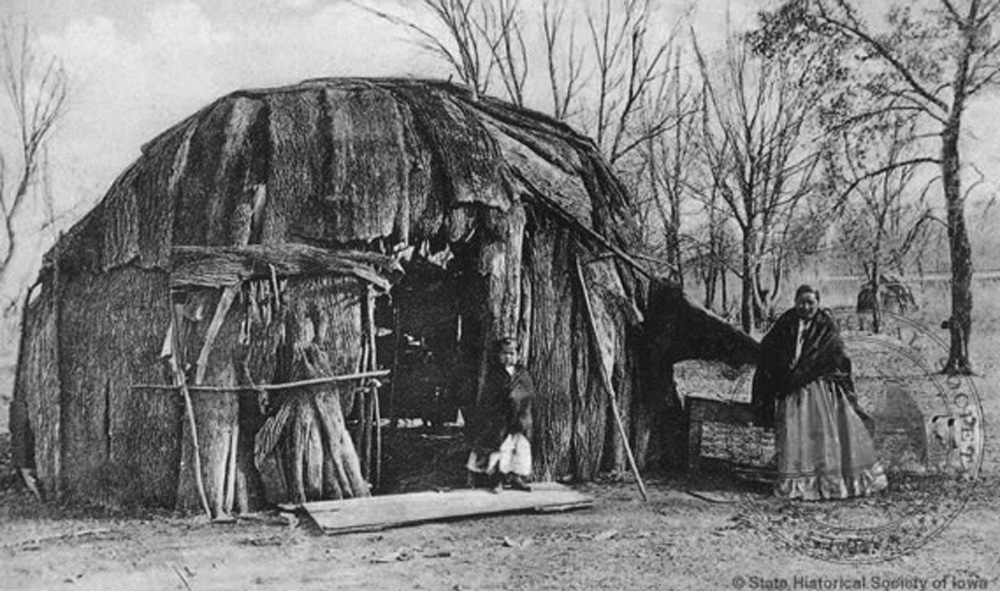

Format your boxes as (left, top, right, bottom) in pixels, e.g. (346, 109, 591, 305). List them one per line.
(374, 247, 484, 492)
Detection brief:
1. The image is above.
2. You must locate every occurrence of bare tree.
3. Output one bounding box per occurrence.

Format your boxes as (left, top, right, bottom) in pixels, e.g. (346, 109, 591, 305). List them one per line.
(692, 34, 826, 333)
(758, 0, 1000, 373)
(360, 0, 701, 290)
(633, 49, 700, 285)
(541, 0, 584, 121)
(686, 203, 739, 316)
(756, 190, 828, 326)
(484, 0, 529, 106)
(829, 115, 936, 330)
(583, 0, 683, 166)
(362, 0, 684, 166)
(0, 21, 68, 305)
(353, 0, 501, 100)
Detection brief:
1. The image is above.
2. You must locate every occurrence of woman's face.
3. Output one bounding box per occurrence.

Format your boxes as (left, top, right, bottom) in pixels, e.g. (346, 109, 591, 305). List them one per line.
(795, 291, 819, 320)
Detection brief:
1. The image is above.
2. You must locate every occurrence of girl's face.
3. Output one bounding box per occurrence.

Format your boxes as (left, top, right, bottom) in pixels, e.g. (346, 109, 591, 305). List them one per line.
(795, 292, 819, 320)
(499, 349, 518, 368)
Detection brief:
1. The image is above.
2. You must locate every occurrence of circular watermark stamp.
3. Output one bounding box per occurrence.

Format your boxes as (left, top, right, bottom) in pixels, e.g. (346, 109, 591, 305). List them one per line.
(718, 306, 984, 563)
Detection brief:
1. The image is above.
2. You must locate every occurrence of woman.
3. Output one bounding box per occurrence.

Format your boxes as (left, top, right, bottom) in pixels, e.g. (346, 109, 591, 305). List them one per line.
(466, 337, 534, 492)
(752, 285, 888, 500)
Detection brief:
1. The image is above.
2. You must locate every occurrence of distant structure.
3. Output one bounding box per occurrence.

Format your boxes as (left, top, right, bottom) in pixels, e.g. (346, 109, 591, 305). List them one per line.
(856, 275, 917, 315)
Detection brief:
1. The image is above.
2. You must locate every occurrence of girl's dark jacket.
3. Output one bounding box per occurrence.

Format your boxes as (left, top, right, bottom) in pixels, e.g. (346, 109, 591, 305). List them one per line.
(751, 307, 871, 430)
(472, 364, 535, 452)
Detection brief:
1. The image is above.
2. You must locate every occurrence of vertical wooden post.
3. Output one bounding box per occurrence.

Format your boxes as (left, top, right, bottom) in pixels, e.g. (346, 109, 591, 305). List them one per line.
(361, 393, 373, 484)
(356, 286, 381, 487)
(366, 287, 381, 490)
(357, 285, 375, 485)
(352, 328, 368, 479)
(374, 385, 382, 488)
(357, 343, 371, 483)
(388, 299, 400, 426)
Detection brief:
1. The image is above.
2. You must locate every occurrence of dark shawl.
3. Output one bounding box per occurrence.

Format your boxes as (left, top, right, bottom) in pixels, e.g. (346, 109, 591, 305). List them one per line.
(473, 364, 535, 451)
(751, 308, 867, 429)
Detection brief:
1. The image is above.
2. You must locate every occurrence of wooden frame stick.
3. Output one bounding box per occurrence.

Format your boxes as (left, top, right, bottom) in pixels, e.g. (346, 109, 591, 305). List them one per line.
(169, 308, 213, 519)
(574, 258, 649, 502)
(131, 369, 391, 393)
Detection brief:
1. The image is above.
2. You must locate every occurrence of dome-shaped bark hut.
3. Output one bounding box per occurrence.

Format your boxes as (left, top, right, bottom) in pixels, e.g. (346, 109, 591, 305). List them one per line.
(11, 78, 756, 515)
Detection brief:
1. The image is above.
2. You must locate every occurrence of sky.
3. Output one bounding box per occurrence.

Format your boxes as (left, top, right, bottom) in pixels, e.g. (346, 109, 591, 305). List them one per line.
(2, 0, 999, 300)
(7, 0, 452, 211)
(0, 0, 768, 299)
(2, 0, 764, 212)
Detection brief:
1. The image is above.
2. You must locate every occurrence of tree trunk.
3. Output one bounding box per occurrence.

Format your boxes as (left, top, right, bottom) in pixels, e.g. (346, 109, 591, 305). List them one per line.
(670, 192, 683, 289)
(635, 281, 685, 470)
(740, 229, 755, 334)
(941, 124, 974, 375)
(752, 264, 768, 330)
(704, 263, 717, 309)
(769, 260, 784, 321)
(721, 268, 729, 316)
(871, 259, 882, 334)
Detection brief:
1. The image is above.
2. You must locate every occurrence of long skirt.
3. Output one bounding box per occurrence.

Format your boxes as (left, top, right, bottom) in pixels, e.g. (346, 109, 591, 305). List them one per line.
(466, 433, 532, 477)
(775, 378, 888, 500)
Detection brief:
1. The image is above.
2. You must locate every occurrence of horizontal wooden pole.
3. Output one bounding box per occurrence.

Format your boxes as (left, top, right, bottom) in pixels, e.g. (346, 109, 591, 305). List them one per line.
(170, 244, 401, 291)
(132, 369, 390, 393)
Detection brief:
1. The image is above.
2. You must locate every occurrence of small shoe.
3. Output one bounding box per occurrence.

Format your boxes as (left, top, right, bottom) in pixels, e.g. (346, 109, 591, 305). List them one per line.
(508, 476, 531, 492)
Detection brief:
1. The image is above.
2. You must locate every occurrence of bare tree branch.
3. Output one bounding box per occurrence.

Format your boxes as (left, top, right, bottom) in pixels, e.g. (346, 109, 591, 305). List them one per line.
(693, 26, 830, 330)
(816, 2, 949, 114)
(352, 0, 494, 98)
(940, 0, 965, 24)
(1, 20, 68, 282)
(541, 0, 585, 120)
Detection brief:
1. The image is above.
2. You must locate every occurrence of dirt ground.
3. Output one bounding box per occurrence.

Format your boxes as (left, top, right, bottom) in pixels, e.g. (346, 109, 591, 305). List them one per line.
(2, 420, 1000, 591)
(1, 480, 999, 591)
(4, 289, 1000, 590)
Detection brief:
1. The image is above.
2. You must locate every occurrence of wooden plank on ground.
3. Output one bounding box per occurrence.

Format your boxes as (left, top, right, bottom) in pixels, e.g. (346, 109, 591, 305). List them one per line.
(298, 483, 593, 534)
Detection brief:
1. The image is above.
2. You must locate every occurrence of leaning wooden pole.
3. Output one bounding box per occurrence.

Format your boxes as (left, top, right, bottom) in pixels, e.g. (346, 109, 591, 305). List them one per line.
(169, 310, 213, 519)
(175, 366, 213, 518)
(574, 258, 649, 502)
